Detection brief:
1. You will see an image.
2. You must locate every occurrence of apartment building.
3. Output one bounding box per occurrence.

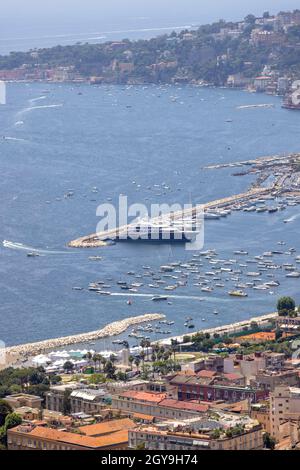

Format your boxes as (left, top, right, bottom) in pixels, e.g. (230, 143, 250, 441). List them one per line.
(129, 417, 263, 451)
(168, 374, 267, 403)
(45, 384, 108, 415)
(270, 386, 300, 440)
(7, 418, 135, 451)
(111, 391, 209, 420)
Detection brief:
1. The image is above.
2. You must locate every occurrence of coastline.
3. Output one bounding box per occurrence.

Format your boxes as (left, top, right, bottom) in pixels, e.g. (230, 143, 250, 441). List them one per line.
(0, 313, 165, 370)
(157, 312, 278, 345)
(0, 311, 279, 371)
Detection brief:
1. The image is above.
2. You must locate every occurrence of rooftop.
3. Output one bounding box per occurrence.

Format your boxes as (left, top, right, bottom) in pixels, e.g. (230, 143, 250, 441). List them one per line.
(159, 399, 209, 413)
(78, 418, 134, 437)
(119, 391, 167, 403)
(9, 425, 130, 449)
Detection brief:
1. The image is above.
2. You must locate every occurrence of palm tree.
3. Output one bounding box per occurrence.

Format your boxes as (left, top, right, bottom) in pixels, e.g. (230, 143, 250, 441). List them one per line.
(128, 355, 134, 371)
(110, 354, 117, 364)
(134, 357, 141, 372)
(171, 339, 178, 361)
(144, 340, 151, 361)
(84, 351, 93, 365)
(140, 350, 146, 368)
(92, 354, 101, 372)
(101, 357, 107, 371)
(98, 354, 104, 372)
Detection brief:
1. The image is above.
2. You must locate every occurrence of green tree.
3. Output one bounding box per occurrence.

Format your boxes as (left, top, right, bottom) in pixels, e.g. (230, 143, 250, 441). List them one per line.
(128, 355, 134, 370)
(3, 412, 22, 431)
(0, 400, 13, 427)
(104, 360, 116, 380)
(263, 432, 276, 450)
(62, 390, 72, 415)
(63, 361, 74, 373)
(244, 14, 256, 25)
(134, 357, 141, 372)
(277, 297, 296, 316)
(0, 412, 22, 447)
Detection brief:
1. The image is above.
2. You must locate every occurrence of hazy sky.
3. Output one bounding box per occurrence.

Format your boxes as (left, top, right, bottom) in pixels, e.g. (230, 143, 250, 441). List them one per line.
(2, 0, 300, 31)
(1, 0, 300, 52)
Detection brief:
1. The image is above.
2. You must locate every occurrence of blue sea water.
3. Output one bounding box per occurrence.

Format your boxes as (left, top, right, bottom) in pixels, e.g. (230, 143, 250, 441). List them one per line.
(1, 82, 300, 347)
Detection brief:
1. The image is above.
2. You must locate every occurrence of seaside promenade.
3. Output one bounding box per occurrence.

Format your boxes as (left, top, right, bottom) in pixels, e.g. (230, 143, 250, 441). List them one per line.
(0, 313, 165, 370)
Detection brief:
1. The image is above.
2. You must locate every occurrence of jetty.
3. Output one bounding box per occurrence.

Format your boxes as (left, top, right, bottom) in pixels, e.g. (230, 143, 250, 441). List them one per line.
(69, 187, 270, 248)
(202, 153, 297, 170)
(69, 152, 300, 248)
(0, 313, 165, 369)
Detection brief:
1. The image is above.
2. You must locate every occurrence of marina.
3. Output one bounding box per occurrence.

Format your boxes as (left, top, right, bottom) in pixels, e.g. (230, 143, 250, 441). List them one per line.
(0, 313, 165, 369)
(69, 152, 300, 248)
(2, 82, 300, 347)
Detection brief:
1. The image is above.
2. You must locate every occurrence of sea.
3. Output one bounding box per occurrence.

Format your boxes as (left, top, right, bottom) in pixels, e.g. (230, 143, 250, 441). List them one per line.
(1, 82, 300, 348)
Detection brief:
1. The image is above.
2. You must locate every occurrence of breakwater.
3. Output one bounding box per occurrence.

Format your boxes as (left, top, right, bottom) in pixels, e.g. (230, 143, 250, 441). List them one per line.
(0, 313, 165, 368)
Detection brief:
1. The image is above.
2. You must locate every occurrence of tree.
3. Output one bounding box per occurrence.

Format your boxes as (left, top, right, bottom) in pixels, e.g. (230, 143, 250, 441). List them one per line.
(211, 428, 221, 439)
(139, 351, 146, 367)
(104, 361, 116, 380)
(134, 357, 141, 372)
(62, 390, 72, 415)
(263, 432, 276, 450)
(171, 339, 178, 361)
(88, 373, 107, 384)
(63, 361, 74, 373)
(0, 400, 13, 427)
(277, 297, 296, 316)
(3, 412, 22, 431)
(141, 364, 151, 380)
(84, 351, 92, 363)
(128, 355, 134, 371)
(0, 412, 22, 447)
(244, 14, 256, 25)
(116, 371, 127, 382)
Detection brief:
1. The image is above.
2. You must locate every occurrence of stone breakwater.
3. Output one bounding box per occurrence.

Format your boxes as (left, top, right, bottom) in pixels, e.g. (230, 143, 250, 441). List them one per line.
(1, 313, 165, 366)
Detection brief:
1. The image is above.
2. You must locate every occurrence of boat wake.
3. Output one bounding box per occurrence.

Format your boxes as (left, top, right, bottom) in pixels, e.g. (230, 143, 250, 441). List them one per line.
(284, 214, 300, 223)
(1, 136, 27, 142)
(110, 292, 207, 301)
(17, 104, 63, 116)
(2, 240, 76, 255)
(29, 96, 47, 104)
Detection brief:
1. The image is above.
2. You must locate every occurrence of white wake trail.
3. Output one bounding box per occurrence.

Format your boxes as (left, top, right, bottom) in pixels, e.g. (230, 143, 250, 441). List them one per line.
(2, 240, 76, 255)
(17, 104, 63, 117)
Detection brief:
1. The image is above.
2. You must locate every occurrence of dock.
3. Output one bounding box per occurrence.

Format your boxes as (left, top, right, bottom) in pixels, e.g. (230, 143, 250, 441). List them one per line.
(69, 187, 271, 248)
(69, 152, 300, 248)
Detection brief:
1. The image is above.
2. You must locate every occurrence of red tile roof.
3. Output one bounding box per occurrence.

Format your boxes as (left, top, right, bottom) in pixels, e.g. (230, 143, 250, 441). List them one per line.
(197, 370, 217, 378)
(9, 425, 129, 449)
(159, 399, 209, 413)
(120, 391, 167, 403)
(223, 373, 243, 381)
(78, 418, 134, 437)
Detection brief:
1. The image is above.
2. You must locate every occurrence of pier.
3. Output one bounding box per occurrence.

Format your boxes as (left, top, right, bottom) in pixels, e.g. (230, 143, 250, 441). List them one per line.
(69, 152, 300, 248)
(69, 187, 271, 248)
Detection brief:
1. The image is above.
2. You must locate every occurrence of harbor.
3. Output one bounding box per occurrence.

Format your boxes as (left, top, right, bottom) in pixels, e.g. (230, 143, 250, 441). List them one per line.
(2, 82, 300, 348)
(0, 313, 165, 369)
(0, 309, 279, 371)
(69, 152, 300, 248)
